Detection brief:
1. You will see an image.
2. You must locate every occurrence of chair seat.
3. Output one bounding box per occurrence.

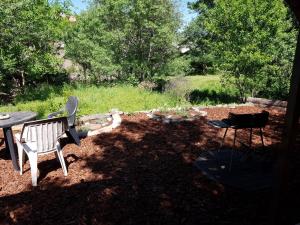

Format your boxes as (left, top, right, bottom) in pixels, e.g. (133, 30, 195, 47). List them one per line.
(208, 120, 231, 128)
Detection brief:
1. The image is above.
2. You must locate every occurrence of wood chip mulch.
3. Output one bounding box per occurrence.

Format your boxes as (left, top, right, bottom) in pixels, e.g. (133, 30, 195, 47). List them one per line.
(0, 106, 298, 225)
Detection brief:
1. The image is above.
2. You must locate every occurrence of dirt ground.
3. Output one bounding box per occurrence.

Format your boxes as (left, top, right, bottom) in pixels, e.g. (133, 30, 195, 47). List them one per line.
(0, 106, 298, 225)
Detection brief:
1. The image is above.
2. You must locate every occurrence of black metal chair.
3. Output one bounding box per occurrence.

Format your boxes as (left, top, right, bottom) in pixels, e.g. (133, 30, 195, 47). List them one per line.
(48, 96, 80, 146)
(208, 110, 269, 148)
(208, 110, 269, 171)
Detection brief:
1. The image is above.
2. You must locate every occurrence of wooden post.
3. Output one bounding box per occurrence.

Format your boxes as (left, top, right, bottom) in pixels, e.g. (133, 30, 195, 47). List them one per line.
(271, 30, 300, 225)
(270, 4, 300, 224)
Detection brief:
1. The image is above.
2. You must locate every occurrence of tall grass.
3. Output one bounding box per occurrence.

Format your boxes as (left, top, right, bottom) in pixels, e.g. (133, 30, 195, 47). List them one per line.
(0, 75, 239, 118)
(0, 84, 182, 118)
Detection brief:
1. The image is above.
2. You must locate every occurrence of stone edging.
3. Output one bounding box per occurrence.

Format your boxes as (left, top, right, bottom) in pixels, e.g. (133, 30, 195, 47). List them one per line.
(246, 97, 287, 109)
(128, 102, 254, 115)
(12, 103, 257, 137)
(247, 97, 287, 111)
(78, 110, 122, 137)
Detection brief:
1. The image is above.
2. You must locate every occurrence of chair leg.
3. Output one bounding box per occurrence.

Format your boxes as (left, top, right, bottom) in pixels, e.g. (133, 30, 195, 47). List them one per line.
(67, 127, 80, 146)
(233, 129, 237, 146)
(28, 152, 38, 186)
(260, 128, 265, 147)
(18, 148, 25, 175)
(16, 139, 25, 175)
(219, 128, 228, 151)
(229, 129, 237, 171)
(56, 143, 68, 176)
(249, 128, 253, 148)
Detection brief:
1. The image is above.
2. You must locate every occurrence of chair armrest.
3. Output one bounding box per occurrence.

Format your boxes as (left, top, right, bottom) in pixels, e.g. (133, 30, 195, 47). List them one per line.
(15, 133, 26, 143)
(48, 109, 65, 119)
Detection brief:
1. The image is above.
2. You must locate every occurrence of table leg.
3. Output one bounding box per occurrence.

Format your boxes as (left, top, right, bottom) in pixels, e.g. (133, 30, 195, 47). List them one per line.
(3, 127, 20, 171)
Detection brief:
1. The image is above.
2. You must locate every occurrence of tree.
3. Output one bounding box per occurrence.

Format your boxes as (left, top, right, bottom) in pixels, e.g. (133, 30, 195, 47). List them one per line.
(186, 0, 297, 100)
(66, 0, 180, 83)
(66, 7, 120, 83)
(0, 0, 70, 98)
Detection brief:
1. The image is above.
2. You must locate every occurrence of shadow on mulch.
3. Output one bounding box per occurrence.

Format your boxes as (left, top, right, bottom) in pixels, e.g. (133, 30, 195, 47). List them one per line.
(195, 148, 275, 191)
(36, 153, 80, 182)
(0, 107, 299, 225)
(0, 147, 11, 160)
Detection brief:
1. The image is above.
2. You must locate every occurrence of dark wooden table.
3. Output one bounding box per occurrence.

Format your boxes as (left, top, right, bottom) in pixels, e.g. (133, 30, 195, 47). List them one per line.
(0, 111, 37, 171)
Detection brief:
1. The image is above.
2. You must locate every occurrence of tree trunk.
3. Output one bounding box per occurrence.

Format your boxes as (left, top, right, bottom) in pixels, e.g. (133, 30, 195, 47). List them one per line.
(21, 71, 25, 86)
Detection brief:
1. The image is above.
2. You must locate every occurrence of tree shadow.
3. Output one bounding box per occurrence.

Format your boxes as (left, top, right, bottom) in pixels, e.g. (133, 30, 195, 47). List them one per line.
(0, 147, 11, 160)
(37, 153, 80, 182)
(0, 113, 299, 225)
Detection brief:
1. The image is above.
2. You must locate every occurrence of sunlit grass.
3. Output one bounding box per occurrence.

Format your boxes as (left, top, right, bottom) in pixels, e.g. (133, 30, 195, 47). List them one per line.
(170, 74, 238, 105)
(185, 74, 222, 90)
(0, 84, 181, 118)
(0, 75, 239, 118)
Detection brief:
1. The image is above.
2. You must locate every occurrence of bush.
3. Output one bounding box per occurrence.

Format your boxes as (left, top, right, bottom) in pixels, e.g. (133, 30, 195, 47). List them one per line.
(163, 56, 191, 77)
(153, 78, 167, 92)
(164, 77, 191, 103)
(138, 80, 157, 91)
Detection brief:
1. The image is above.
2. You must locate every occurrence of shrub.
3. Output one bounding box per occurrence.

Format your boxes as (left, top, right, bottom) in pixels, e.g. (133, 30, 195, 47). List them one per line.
(164, 77, 191, 103)
(138, 80, 157, 91)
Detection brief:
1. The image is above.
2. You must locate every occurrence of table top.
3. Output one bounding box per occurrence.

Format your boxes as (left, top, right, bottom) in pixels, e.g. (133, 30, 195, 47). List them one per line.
(0, 111, 37, 128)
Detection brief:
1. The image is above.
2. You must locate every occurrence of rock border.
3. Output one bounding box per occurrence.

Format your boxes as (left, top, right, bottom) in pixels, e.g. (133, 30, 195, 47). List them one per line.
(11, 103, 256, 136)
(246, 97, 287, 110)
(78, 110, 123, 137)
(127, 102, 254, 115)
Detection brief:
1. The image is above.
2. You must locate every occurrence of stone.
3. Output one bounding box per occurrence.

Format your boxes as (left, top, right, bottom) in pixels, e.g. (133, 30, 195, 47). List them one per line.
(79, 114, 111, 123)
(198, 111, 208, 117)
(146, 113, 154, 118)
(184, 118, 195, 122)
(162, 119, 171, 124)
(111, 113, 122, 128)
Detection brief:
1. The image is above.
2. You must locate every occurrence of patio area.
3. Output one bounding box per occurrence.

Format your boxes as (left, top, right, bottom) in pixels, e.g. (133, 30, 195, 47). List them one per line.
(0, 105, 298, 225)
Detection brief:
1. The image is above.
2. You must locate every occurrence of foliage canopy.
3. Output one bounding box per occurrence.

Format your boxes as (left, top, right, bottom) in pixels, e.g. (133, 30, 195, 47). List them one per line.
(66, 0, 180, 83)
(0, 0, 298, 104)
(185, 0, 297, 100)
(0, 0, 70, 98)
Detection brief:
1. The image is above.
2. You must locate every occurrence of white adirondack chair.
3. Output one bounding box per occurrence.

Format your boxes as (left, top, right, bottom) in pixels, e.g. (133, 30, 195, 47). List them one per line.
(15, 117, 68, 186)
(48, 96, 80, 146)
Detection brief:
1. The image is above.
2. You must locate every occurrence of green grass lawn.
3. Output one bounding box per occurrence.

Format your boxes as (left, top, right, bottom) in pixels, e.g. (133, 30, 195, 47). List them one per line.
(0, 85, 181, 118)
(185, 74, 222, 90)
(170, 74, 238, 105)
(0, 75, 238, 118)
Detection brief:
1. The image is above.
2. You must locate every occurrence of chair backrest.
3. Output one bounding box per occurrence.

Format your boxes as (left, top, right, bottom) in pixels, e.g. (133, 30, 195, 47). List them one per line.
(228, 110, 269, 128)
(65, 96, 78, 127)
(20, 117, 68, 153)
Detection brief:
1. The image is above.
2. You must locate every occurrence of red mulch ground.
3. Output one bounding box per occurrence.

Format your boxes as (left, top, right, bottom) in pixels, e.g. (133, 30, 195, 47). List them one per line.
(0, 106, 298, 225)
